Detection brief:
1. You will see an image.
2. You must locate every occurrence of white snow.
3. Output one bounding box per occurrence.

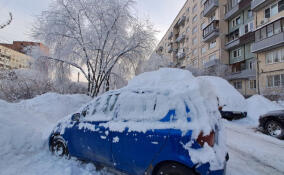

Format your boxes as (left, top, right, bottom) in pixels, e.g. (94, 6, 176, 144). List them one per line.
(196, 76, 246, 112)
(236, 95, 284, 126)
(0, 93, 113, 175)
(1, 69, 284, 175)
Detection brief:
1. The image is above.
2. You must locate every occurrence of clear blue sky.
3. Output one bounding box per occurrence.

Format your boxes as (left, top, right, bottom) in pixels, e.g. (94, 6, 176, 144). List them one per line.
(0, 0, 186, 44)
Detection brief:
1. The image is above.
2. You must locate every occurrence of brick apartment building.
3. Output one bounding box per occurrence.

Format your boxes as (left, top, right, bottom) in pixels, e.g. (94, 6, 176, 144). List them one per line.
(0, 41, 49, 70)
(154, 0, 284, 98)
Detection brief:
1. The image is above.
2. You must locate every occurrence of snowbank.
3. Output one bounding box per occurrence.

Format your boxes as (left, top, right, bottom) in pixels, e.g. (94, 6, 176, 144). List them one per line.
(244, 95, 284, 125)
(197, 76, 246, 112)
(0, 93, 105, 175)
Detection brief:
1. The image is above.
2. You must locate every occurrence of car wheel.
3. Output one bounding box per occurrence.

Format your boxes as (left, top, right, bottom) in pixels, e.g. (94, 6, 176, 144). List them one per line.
(50, 136, 69, 157)
(155, 162, 196, 175)
(265, 120, 284, 139)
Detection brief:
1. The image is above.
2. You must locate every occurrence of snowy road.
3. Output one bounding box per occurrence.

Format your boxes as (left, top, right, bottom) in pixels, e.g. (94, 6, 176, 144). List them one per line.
(225, 122, 284, 175)
(1, 94, 284, 175)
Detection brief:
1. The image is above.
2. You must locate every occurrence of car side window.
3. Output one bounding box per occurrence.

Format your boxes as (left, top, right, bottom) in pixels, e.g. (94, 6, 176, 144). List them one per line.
(83, 94, 120, 121)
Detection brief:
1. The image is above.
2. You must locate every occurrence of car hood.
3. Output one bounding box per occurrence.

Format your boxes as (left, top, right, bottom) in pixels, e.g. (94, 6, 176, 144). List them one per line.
(261, 110, 284, 118)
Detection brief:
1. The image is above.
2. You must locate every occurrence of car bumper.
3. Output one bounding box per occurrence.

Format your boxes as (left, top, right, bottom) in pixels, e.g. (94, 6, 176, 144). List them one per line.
(196, 153, 229, 175)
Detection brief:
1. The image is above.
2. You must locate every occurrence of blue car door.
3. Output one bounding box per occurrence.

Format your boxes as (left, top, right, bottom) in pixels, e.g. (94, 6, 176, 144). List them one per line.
(69, 94, 119, 167)
(110, 91, 169, 175)
(111, 128, 169, 175)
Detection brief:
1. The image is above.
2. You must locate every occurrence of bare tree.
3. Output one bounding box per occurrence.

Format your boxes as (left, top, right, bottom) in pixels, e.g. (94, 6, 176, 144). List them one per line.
(33, 0, 156, 97)
(0, 12, 13, 29)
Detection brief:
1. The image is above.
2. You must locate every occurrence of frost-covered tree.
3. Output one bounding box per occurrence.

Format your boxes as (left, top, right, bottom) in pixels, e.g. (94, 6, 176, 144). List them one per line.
(0, 12, 12, 29)
(137, 53, 172, 74)
(33, 0, 156, 97)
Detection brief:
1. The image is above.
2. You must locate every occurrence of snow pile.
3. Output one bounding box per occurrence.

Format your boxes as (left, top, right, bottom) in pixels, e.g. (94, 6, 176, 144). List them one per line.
(197, 76, 246, 112)
(0, 93, 110, 175)
(245, 95, 284, 125)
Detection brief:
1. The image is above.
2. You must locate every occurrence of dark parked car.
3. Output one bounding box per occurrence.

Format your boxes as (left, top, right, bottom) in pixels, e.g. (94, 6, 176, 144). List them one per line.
(259, 110, 284, 139)
(219, 106, 247, 121)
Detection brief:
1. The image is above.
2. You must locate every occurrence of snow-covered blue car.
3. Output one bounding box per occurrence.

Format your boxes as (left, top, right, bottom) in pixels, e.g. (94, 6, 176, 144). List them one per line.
(49, 69, 228, 175)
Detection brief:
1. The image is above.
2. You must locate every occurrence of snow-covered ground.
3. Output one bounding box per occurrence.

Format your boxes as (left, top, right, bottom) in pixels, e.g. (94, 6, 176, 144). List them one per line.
(0, 93, 283, 175)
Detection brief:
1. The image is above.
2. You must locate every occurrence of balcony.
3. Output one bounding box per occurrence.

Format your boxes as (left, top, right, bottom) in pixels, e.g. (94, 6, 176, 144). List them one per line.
(204, 59, 219, 68)
(175, 34, 185, 43)
(252, 32, 284, 53)
(174, 16, 186, 28)
(225, 31, 255, 50)
(225, 0, 251, 20)
(251, 0, 274, 11)
(203, 20, 219, 42)
(227, 69, 256, 80)
(203, 0, 219, 17)
(168, 45, 173, 53)
(168, 32, 173, 40)
(225, 39, 240, 50)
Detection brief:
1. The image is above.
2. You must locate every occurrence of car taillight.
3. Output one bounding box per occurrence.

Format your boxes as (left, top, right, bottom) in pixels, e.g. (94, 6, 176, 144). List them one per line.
(197, 131, 215, 147)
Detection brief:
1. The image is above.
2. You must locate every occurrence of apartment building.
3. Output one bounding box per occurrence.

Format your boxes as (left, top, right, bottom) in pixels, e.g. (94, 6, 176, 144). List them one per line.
(0, 45, 31, 70)
(224, 0, 257, 96)
(0, 41, 49, 56)
(155, 0, 284, 98)
(156, 0, 229, 71)
(251, 0, 284, 97)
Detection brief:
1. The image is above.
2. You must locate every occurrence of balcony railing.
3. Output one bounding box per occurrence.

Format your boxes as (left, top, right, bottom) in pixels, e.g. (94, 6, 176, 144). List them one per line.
(225, 0, 251, 20)
(227, 69, 256, 80)
(252, 18, 284, 53)
(203, 20, 219, 42)
(251, 0, 274, 11)
(175, 34, 185, 43)
(175, 16, 186, 28)
(226, 31, 255, 50)
(204, 59, 219, 68)
(203, 0, 219, 17)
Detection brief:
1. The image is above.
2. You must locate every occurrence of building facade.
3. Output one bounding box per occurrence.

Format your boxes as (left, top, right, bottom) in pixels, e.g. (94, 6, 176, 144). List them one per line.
(0, 45, 31, 70)
(251, 0, 284, 97)
(155, 0, 284, 98)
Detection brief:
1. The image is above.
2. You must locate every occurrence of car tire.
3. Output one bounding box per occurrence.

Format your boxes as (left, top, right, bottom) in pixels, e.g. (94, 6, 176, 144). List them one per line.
(265, 120, 284, 139)
(155, 162, 196, 175)
(50, 136, 69, 157)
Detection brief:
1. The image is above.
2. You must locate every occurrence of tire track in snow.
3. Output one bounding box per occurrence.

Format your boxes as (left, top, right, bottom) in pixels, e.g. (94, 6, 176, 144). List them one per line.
(226, 124, 284, 175)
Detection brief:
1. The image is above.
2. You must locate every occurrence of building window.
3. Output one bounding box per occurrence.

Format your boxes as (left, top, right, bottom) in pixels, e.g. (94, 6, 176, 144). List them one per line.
(193, 49, 197, 56)
(274, 20, 281, 34)
(201, 46, 207, 55)
(193, 4, 197, 13)
(266, 48, 284, 64)
(209, 54, 216, 60)
(267, 74, 284, 87)
(193, 15, 197, 23)
(201, 22, 206, 30)
(250, 80, 257, 89)
(265, 1, 284, 19)
(192, 37, 197, 45)
(232, 16, 241, 27)
(234, 81, 242, 89)
(233, 48, 241, 58)
(192, 26, 197, 34)
(209, 40, 216, 49)
(248, 10, 253, 19)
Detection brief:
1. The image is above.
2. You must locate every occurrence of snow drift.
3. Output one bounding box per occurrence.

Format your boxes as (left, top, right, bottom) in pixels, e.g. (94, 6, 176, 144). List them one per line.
(244, 95, 284, 125)
(0, 93, 111, 175)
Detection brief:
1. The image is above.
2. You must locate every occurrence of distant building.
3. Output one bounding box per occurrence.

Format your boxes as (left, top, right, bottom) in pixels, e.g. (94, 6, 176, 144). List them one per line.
(0, 41, 49, 56)
(0, 45, 31, 69)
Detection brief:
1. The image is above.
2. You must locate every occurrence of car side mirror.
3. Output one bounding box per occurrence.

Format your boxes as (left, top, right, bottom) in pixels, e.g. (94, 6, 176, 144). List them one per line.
(71, 113, 81, 122)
